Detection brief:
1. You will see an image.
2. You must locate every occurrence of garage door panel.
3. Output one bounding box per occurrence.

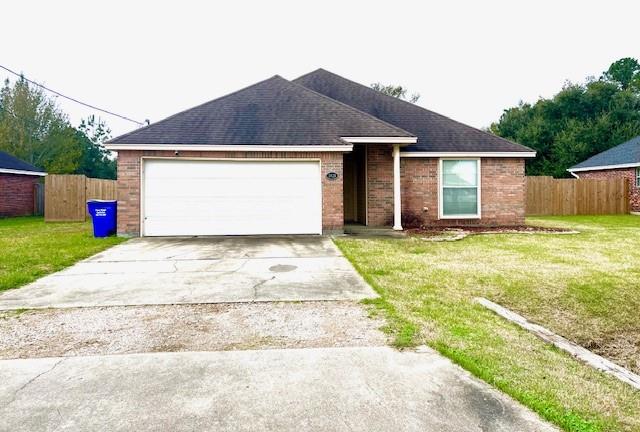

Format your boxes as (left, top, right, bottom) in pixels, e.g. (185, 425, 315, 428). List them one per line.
(143, 159, 322, 236)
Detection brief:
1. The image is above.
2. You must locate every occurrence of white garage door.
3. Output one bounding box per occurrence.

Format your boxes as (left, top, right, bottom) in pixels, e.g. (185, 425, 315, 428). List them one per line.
(142, 159, 322, 236)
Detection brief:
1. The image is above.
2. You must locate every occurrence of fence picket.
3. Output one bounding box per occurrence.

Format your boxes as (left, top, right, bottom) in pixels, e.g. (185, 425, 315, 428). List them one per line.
(44, 175, 117, 222)
(526, 176, 629, 216)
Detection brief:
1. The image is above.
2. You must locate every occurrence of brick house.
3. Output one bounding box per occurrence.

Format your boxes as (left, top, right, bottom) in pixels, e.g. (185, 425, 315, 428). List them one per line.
(105, 69, 535, 237)
(568, 135, 640, 213)
(0, 150, 46, 217)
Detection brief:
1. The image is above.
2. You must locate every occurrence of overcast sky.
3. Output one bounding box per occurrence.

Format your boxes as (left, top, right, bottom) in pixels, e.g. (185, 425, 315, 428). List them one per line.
(3, 0, 639, 138)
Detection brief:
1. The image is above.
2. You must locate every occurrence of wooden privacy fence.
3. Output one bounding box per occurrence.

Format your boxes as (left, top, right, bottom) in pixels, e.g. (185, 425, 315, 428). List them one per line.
(45, 174, 116, 222)
(526, 176, 629, 216)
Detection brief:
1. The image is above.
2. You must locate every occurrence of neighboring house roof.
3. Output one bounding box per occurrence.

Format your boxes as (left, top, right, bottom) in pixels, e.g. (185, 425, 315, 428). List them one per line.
(294, 69, 534, 154)
(107, 76, 414, 146)
(568, 135, 640, 172)
(0, 150, 46, 176)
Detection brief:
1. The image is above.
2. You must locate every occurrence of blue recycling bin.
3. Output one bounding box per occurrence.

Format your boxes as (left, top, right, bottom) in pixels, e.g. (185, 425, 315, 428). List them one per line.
(87, 200, 117, 238)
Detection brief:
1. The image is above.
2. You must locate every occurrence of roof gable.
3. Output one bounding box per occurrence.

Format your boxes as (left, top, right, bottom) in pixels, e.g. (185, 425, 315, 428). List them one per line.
(570, 135, 640, 171)
(108, 76, 413, 146)
(294, 69, 533, 153)
(0, 150, 45, 174)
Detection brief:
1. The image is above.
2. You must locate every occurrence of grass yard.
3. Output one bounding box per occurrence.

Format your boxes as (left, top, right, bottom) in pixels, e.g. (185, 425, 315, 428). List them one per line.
(0, 216, 124, 292)
(334, 215, 640, 432)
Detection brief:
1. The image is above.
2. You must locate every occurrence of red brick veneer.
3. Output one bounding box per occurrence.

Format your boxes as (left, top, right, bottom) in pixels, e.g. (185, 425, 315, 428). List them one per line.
(0, 173, 38, 217)
(400, 158, 526, 227)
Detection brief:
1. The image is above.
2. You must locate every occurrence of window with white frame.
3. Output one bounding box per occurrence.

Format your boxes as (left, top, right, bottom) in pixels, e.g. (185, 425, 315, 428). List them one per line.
(636, 167, 640, 188)
(440, 159, 480, 218)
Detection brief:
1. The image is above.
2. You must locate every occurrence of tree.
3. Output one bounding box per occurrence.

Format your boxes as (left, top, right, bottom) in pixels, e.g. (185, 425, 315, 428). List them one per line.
(371, 83, 420, 103)
(0, 77, 81, 172)
(603, 57, 640, 90)
(0, 77, 116, 178)
(76, 116, 116, 179)
(490, 58, 640, 177)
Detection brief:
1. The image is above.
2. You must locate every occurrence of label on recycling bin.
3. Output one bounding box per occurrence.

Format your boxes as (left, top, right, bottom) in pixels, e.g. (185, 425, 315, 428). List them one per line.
(95, 208, 107, 217)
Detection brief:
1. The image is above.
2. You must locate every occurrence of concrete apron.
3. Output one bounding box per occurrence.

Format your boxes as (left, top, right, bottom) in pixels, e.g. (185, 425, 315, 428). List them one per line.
(0, 346, 556, 432)
(0, 236, 377, 310)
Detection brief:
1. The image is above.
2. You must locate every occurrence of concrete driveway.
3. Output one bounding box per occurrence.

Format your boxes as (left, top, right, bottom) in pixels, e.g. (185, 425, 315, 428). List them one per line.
(0, 236, 376, 310)
(0, 346, 556, 432)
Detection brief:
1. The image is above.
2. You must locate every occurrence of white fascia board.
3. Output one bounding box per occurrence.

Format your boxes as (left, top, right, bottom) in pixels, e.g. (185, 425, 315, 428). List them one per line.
(567, 162, 640, 173)
(340, 137, 417, 144)
(400, 151, 536, 158)
(0, 168, 47, 176)
(104, 144, 353, 152)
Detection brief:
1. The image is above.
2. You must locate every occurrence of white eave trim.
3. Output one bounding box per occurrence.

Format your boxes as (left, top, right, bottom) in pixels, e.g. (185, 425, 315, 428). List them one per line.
(0, 168, 47, 176)
(104, 144, 353, 152)
(400, 151, 537, 158)
(567, 162, 640, 173)
(341, 136, 417, 144)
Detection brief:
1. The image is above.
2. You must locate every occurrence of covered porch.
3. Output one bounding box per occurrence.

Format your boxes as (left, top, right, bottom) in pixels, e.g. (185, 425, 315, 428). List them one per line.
(342, 142, 404, 231)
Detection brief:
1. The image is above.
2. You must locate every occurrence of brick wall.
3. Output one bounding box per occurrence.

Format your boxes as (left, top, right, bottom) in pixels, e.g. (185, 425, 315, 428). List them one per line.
(400, 157, 526, 227)
(366, 145, 394, 226)
(577, 167, 640, 212)
(116, 150, 344, 236)
(0, 173, 38, 217)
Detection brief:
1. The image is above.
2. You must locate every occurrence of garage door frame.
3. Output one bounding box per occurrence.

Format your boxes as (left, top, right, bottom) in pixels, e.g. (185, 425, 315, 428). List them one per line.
(139, 156, 323, 236)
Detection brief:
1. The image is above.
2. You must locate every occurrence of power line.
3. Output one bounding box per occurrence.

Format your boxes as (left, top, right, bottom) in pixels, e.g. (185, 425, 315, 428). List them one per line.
(0, 64, 147, 126)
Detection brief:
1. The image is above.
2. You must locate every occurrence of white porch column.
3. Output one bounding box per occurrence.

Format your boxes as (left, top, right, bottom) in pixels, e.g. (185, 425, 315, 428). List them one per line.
(392, 144, 402, 230)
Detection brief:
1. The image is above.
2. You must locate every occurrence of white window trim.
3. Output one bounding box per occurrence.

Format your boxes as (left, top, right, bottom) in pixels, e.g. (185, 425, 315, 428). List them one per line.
(438, 158, 481, 220)
(636, 167, 640, 188)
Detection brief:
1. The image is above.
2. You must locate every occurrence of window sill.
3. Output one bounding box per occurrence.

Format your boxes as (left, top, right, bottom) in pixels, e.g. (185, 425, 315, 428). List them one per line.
(438, 214, 481, 220)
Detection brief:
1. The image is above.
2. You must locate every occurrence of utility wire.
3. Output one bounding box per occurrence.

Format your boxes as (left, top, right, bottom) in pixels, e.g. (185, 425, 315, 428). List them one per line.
(0, 64, 147, 126)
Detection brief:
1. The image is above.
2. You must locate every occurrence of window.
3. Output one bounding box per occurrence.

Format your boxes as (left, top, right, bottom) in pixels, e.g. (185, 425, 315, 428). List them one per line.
(440, 159, 480, 218)
(636, 167, 640, 188)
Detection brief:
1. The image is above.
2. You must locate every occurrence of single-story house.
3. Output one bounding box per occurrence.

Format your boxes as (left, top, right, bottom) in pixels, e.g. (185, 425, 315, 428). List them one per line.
(105, 69, 535, 237)
(568, 135, 640, 213)
(0, 150, 46, 217)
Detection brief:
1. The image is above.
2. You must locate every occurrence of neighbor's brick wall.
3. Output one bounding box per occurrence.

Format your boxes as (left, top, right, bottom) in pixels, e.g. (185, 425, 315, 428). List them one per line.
(577, 168, 640, 212)
(0, 173, 38, 217)
(116, 150, 344, 236)
(400, 158, 526, 227)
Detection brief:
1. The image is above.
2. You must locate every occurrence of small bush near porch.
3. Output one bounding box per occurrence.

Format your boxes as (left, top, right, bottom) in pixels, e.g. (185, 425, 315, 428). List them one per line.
(334, 215, 640, 432)
(0, 217, 124, 292)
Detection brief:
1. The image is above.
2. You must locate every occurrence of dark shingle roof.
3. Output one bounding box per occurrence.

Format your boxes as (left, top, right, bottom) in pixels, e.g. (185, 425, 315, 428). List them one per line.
(108, 76, 413, 146)
(294, 69, 533, 153)
(0, 150, 45, 174)
(570, 136, 640, 170)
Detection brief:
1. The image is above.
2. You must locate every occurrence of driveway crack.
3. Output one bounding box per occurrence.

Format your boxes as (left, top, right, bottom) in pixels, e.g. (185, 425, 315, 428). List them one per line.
(4, 358, 66, 408)
(252, 276, 275, 300)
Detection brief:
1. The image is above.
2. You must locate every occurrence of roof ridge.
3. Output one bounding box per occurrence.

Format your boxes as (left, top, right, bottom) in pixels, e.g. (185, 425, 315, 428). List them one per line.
(107, 75, 285, 144)
(285, 76, 415, 138)
(294, 68, 530, 151)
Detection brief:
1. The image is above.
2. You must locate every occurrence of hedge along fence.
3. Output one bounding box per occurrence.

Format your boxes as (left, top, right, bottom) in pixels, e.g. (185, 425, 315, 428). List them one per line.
(526, 176, 629, 216)
(44, 174, 116, 222)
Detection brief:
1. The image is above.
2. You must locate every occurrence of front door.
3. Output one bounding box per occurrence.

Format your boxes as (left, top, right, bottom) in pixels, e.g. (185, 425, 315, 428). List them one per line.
(343, 146, 366, 224)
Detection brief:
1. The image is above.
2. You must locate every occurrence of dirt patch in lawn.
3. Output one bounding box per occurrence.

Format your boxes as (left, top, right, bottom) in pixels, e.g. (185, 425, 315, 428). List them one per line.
(0, 302, 387, 359)
(405, 226, 578, 242)
(580, 331, 640, 375)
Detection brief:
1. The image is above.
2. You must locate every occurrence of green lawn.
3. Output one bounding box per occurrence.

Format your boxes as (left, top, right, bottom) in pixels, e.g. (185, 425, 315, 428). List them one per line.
(0, 217, 125, 292)
(334, 215, 640, 432)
